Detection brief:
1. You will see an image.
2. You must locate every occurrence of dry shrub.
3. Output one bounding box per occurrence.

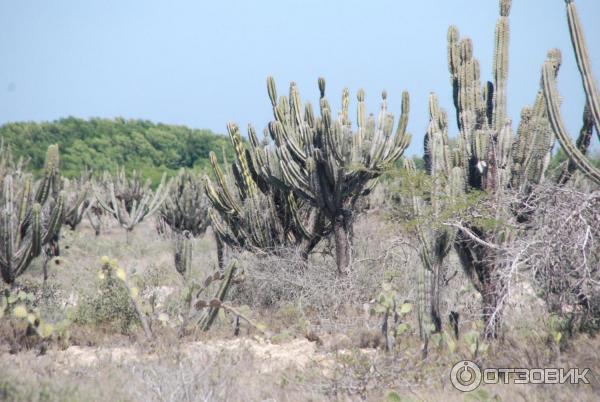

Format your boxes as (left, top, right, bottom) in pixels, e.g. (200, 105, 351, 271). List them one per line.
(525, 184, 600, 334)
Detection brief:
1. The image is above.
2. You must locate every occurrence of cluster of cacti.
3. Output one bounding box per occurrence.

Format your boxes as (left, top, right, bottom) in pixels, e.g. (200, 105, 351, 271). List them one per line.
(2, 0, 599, 347)
(542, 0, 600, 186)
(0, 145, 64, 285)
(160, 169, 210, 237)
(205, 122, 329, 262)
(159, 169, 210, 275)
(93, 167, 169, 238)
(414, 0, 578, 338)
(247, 77, 411, 274)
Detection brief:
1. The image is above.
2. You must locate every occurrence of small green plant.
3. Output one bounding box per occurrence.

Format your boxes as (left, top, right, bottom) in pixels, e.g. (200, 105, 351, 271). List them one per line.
(372, 281, 413, 351)
(76, 257, 150, 336)
(0, 288, 67, 344)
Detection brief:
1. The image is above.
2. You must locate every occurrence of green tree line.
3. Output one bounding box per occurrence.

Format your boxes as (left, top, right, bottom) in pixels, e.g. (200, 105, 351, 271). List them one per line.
(0, 117, 235, 181)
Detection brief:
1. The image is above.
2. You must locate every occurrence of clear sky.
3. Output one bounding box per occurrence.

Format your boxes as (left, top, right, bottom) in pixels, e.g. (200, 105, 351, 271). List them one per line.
(1, 0, 599, 156)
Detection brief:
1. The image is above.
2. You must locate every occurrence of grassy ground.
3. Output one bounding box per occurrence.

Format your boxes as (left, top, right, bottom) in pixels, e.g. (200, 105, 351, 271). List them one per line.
(0, 212, 598, 401)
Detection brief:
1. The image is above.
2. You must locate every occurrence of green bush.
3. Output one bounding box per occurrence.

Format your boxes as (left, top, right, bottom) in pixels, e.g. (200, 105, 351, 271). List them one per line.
(75, 261, 139, 334)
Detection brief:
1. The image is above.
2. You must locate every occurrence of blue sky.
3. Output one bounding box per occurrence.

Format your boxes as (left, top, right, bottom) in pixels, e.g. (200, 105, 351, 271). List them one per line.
(1, 0, 599, 156)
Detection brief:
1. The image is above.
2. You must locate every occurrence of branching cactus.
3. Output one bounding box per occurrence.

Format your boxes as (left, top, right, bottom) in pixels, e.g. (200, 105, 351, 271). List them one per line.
(159, 169, 210, 276)
(0, 174, 64, 285)
(421, 0, 566, 337)
(160, 169, 210, 237)
(62, 171, 94, 231)
(255, 77, 410, 274)
(93, 168, 169, 239)
(542, 0, 600, 185)
(205, 123, 329, 261)
(85, 206, 103, 236)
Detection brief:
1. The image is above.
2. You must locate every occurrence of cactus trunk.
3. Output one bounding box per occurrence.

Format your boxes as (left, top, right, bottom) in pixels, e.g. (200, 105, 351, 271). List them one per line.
(332, 213, 351, 275)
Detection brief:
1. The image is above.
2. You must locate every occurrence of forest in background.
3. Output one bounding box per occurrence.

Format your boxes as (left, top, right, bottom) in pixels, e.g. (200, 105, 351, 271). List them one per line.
(0, 117, 236, 182)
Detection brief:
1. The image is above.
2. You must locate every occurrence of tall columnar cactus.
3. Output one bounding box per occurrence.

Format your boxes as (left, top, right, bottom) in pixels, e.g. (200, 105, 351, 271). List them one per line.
(0, 174, 64, 285)
(205, 122, 329, 260)
(542, 0, 600, 185)
(423, 0, 566, 337)
(93, 168, 169, 238)
(409, 94, 465, 339)
(35, 145, 64, 278)
(35, 144, 61, 205)
(255, 77, 410, 274)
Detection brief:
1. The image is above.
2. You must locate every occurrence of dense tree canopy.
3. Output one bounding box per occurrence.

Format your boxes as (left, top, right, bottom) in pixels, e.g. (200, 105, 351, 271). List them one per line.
(0, 117, 235, 181)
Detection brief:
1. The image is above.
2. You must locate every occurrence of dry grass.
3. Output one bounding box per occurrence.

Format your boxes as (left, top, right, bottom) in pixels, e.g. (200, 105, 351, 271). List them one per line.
(1, 211, 599, 401)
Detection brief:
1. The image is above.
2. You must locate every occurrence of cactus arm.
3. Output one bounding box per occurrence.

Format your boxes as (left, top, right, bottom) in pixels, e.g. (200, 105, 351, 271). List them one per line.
(228, 123, 257, 198)
(204, 176, 236, 215)
(492, 0, 511, 130)
(565, 0, 600, 132)
(41, 192, 64, 244)
(558, 103, 595, 183)
(209, 152, 242, 214)
(199, 260, 238, 331)
(34, 144, 60, 204)
(542, 62, 600, 184)
(17, 176, 32, 225)
(14, 203, 42, 278)
(92, 181, 117, 216)
(110, 184, 129, 229)
(142, 174, 169, 218)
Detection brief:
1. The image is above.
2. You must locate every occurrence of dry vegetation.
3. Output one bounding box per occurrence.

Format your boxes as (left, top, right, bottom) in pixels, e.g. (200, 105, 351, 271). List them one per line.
(1, 202, 599, 401)
(2, 1, 600, 401)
